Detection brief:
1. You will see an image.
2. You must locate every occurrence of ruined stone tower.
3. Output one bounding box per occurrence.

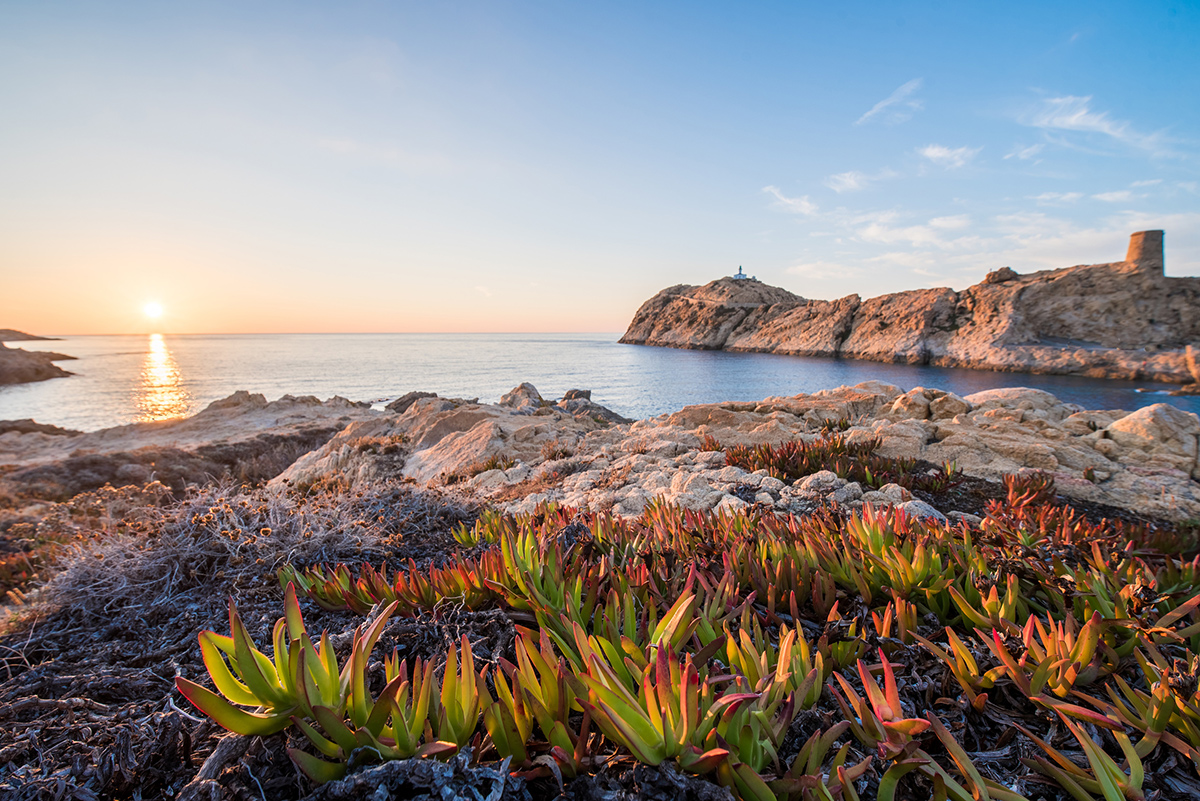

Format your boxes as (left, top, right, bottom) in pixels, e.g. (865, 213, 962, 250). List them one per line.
(1125, 230, 1164, 275)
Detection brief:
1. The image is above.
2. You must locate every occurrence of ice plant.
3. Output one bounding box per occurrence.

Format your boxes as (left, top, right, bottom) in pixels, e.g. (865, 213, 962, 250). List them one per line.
(175, 584, 375, 735)
(288, 654, 455, 783)
(831, 649, 929, 761)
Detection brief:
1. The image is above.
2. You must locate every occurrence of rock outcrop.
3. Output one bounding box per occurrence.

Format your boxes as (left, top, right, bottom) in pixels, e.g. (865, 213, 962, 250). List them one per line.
(0, 391, 377, 467)
(621, 231, 1200, 384)
(275, 385, 630, 489)
(273, 381, 1200, 522)
(0, 342, 74, 385)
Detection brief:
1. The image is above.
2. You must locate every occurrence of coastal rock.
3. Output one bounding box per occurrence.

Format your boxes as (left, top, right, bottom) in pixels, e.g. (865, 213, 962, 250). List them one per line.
(1105, 404, 1200, 460)
(0, 391, 378, 467)
(499, 382, 544, 411)
(276, 384, 628, 488)
(386, 391, 438, 414)
(0, 342, 74, 385)
(620, 231, 1199, 384)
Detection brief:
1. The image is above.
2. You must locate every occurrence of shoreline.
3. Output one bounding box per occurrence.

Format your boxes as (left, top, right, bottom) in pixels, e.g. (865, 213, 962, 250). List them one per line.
(4, 380, 1198, 523)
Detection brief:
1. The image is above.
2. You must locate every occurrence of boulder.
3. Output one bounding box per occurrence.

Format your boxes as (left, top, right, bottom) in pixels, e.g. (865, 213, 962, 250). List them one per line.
(499, 383, 544, 411)
(984, 267, 1018, 284)
(1105, 404, 1200, 459)
(386, 391, 438, 414)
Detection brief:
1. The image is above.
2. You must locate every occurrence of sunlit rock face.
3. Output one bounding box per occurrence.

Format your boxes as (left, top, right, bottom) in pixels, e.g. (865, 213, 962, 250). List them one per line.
(621, 231, 1200, 385)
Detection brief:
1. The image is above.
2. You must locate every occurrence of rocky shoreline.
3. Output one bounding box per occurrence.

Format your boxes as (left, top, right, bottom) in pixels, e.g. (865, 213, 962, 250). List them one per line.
(6, 379, 1193, 522)
(621, 230, 1200, 387)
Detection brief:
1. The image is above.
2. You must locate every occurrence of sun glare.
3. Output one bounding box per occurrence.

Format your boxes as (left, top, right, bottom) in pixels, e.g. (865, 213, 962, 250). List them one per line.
(144, 301, 164, 319)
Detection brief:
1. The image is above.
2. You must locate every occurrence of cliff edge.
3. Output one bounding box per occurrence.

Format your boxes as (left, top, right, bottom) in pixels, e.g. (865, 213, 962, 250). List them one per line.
(620, 230, 1200, 384)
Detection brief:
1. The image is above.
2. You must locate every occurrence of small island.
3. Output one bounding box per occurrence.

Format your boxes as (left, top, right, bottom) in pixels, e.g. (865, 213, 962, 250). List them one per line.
(0, 335, 74, 385)
(621, 230, 1200, 387)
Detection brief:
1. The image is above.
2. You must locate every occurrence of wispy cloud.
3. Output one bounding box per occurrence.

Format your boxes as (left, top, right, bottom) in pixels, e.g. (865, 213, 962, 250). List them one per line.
(763, 185, 818, 215)
(1004, 144, 1044, 161)
(474, 285, 493, 297)
(823, 168, 898, 193)
(1092, 190, 1135, 202)
(1029, 191, 1083, 206)
(1130, 179, 1161, 187)
(918, 144, 981, 169)
(929, 215, 971, 230)
(786, 260, 862, 282)
(855, 211, 973, 249)
(1022, 95, 1167, 155)
(856, 78, 923, 125)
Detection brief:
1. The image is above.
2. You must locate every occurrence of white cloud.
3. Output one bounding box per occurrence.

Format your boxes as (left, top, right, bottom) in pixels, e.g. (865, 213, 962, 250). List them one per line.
(918, 144, 981, 169)
(1130, 179, 1162, 187)
(786, 260, 862, 281)
(855, 212, 972, 249)
(929, 215, 971, 230)
(1022, 96, 1167, 155)
(856, 78, 923, 125)
(1092, 190, 1134, 202)
(1004, 144, 1044, 161)
(763, 186, 818, 215)
(823, 168, 898, 193)
(1029, 191, 1083, 206)
(474, 285, 493, 297)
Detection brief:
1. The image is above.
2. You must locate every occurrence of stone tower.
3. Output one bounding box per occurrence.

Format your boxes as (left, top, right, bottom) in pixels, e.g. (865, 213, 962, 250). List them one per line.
(1125, 230, 1164, 275)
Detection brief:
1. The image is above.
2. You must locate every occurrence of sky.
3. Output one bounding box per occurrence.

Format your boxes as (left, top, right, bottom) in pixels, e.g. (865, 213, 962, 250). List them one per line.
(1, 1, 1198, 335)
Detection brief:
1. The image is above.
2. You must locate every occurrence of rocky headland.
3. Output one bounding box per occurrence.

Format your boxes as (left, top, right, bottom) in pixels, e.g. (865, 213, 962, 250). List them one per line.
(0, 341, 74, 385)
(621, 230, 1200, 386)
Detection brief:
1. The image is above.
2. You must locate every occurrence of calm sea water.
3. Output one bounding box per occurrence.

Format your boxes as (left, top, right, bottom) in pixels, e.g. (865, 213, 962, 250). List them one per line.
(2, 333, 1198, 432)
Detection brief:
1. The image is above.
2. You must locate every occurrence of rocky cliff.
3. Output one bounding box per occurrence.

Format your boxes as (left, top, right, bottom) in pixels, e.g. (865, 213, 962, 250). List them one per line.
(621, 230, 1200, 384)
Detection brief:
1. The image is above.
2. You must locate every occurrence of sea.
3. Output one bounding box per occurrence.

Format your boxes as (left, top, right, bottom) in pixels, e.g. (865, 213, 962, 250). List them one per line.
(2, 333, 1198, 433)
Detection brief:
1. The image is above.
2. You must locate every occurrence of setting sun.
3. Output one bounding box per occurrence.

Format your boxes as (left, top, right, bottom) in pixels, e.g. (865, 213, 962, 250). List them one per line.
(143, 301, 163, 319)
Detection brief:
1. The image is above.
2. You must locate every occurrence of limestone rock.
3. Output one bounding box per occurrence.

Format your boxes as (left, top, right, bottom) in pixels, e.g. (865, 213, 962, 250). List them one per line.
(898, 499, 948, 524)
(386, 391, 438, 414)
(1105, 404, 1200, 459)
(499, 383, 545, 411)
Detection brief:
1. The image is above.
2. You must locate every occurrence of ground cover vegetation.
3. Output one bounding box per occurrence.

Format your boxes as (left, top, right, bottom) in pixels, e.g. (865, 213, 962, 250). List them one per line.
(1, 433, 1198, 800)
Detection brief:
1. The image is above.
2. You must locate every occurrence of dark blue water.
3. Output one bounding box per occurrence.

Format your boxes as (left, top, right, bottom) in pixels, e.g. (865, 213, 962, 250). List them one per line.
(1, 333, 1196, 432)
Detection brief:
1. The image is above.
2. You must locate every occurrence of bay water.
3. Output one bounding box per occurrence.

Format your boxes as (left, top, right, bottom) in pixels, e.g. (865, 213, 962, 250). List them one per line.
(2, 333, 1198, 433)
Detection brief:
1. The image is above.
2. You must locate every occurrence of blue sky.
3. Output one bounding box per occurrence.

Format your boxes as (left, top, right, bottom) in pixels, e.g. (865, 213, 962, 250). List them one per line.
(1, 1, 1198, 334)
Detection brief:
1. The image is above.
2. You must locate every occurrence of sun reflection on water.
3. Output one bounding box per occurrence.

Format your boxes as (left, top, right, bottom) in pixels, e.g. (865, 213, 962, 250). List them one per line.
(137, 333, 190, 421)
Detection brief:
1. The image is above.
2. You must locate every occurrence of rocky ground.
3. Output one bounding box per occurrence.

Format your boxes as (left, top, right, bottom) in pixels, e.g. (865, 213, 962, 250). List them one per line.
(1, 382, 1198, 800)
(275, 381, 1200, 523)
